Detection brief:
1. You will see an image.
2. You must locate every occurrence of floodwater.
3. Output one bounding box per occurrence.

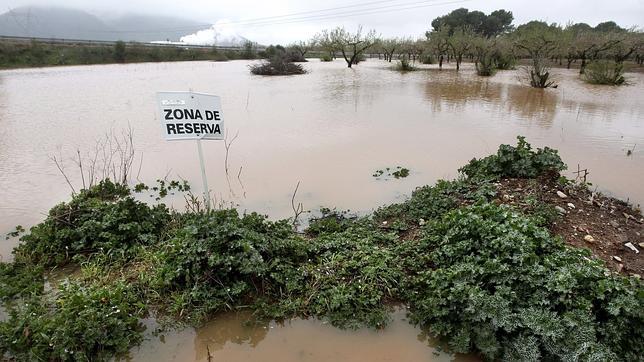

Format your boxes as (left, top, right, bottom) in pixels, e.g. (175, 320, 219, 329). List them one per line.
(127, 309, 477, 362)
(1, 59, 643, 360)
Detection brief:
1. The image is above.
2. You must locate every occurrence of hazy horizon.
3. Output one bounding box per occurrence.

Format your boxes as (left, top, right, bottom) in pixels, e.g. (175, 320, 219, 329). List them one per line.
(1, 0, 642, 44)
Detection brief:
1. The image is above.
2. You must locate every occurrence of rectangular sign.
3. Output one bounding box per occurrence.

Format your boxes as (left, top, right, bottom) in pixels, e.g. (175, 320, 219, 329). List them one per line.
(156, 91, 225, 141)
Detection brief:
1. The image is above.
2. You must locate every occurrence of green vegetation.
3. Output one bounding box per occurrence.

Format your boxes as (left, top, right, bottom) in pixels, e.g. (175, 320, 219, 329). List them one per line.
(459, 136, 566, 179)
(373, 166, 411, 179)
(583, 60, 626, 85)
(0, 40, 257, 69)
(1, 137, 641, 361)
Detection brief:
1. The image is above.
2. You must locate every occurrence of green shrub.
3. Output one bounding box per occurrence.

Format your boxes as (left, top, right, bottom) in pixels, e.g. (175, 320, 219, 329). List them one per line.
(459, 136, 566, 179)
(306, 208, 355, 236)
(14, 179, 170, 266)
(113, 41, 126, 63)
(320, 54, 333, 62)
(0, 262, 44, 301)
(152, 209, 309, 323)
(375, 179, 495, 225)
(583, 60, 626, 85)
(300, 220, 402, 328)
(0, 281, 145, 361)
(402, 202, 643, 361)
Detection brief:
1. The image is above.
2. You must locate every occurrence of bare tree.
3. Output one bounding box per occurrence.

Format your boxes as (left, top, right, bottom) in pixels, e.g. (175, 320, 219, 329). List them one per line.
(328, 26, 378, 68)
(380, 38, 399, 62)
(290, 40, 314, 59)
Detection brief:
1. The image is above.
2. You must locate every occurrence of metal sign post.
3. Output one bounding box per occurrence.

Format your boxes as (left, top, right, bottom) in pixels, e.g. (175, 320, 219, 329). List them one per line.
(156, 91, 225, 211)
(196, 136, 211, 209)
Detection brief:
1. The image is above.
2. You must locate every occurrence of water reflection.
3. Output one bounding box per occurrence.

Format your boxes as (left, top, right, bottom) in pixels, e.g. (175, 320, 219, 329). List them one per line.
(423, 72, 558, 125)
(128, 309, 479, 362)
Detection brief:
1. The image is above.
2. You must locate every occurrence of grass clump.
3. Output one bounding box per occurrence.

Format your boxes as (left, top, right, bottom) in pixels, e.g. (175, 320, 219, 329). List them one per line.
(249, 55, 307, 76)
(401, 202, 643, 361)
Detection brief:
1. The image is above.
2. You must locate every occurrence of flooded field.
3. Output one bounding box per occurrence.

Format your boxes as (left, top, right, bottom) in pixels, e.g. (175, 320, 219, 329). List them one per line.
(127, 309, 477, 362)
(1, 59, 643, 360)
(1, 59, 643, 257)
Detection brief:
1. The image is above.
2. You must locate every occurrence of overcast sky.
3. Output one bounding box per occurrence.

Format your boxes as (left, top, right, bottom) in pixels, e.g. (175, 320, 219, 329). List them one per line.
(1, 0, 643, 44)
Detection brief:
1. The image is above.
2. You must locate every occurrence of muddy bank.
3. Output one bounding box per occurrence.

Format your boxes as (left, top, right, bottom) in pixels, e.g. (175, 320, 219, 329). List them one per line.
(493, 177, 643, 276)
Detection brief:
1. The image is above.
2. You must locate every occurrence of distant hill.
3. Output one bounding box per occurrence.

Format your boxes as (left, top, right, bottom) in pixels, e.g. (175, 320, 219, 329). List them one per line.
(0, 6, 208, 42)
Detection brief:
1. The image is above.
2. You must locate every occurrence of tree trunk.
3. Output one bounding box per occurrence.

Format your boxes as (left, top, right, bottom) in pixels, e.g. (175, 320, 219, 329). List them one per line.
(580, 58, 586, 74)
(439, 55, 444, 70)
(456, 54, 462, 71)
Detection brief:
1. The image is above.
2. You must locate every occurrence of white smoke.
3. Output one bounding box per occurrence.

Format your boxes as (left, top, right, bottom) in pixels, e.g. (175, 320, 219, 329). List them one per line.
(178, 20, 249, 46)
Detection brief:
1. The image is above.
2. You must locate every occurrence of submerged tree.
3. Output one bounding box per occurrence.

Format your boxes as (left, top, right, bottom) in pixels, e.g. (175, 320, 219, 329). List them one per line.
(380, 38, 399, 62)
(472, 36, 497, 76)
(426, 26, 450, 69)
(448, 27, 474, 70)
(328, 26, 378, 68)
(514, 21, 560, 88)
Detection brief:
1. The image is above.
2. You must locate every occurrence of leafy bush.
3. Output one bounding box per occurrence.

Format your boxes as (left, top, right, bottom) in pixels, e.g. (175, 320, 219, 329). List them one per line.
(583, 60, 626, 85)
(249, 55, 307, 76)
(402, 203, 643, 361)
(375, 179, 495, 225)
(459, 136, 566, 179)
(0, 281, 145, 361)
(306, 208, 356, 236)
(152, 209, 309, 323)
(320, 54, 333, 62)
(14, 179, 170, 266)
(300, 220, 402, 328)
(0, 262, 43, 301)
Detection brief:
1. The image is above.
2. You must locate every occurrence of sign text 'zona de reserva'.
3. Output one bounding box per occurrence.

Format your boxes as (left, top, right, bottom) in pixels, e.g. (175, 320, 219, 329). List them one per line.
(156, 91, 225, 141)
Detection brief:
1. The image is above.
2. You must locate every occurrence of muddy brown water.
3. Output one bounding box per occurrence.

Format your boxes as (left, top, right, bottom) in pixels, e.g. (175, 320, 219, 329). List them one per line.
(126, 309, 477, 362)
(1, 59, 643, 360)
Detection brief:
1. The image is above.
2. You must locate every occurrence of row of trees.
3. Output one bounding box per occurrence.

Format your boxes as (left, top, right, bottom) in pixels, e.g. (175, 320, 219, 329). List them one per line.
(257, 8, 641, 86)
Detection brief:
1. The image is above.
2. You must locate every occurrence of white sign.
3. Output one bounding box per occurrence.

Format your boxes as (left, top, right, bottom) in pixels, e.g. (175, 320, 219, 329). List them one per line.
(156, 91, 224, 141)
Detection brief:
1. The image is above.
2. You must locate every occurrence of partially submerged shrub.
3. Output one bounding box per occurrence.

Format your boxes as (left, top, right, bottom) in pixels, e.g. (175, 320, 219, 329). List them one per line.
(524, 62, 557, 88)
(402, 203, 643, 361)
(0, 281, 145, 361)
(395, 57, 416, 71)
(583, 60, 626, 85)
(249, 55, 307, 76)
(459, 136, 566, 179)
(14, 179, 170, 266)
(475, 54, 497, 76)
